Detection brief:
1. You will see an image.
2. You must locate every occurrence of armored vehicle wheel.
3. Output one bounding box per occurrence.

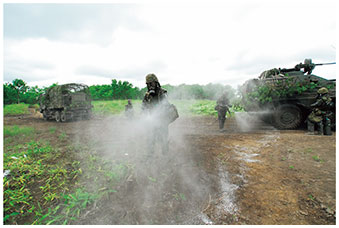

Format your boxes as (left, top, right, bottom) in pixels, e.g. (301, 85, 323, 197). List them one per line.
(55, 111, 61, 122)
(60, 111, 67, 122)
(273, 104, 302, 129)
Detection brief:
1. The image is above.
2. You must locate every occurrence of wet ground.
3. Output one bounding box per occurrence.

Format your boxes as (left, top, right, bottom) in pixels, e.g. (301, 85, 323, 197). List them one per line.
(4, 111, 336, 225)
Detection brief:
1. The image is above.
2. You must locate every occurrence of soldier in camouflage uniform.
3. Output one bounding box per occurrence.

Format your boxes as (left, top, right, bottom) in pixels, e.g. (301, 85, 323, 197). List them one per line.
(124, 99, 134, 119)
(142, 73, 178, 156)
(307, 87, 333, 135)
(215, 92, 231, 132)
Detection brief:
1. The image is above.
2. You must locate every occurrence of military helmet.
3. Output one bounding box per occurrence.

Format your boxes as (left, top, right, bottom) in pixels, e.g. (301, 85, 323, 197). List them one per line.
(146, 73, 159, 83)
(304, 58, 312, 65)
(317, 87, 329, 94)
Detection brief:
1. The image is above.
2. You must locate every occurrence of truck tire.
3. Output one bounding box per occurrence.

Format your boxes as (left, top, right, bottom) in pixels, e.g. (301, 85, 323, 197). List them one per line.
(273, 104, 302, 129)
(61, 111, 67, 122)
(55, 111, 61, 122)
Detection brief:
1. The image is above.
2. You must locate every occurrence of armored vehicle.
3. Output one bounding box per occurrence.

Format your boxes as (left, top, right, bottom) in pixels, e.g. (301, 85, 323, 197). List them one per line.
(39, 83, 93, 122)
(241, 59, 335, 129)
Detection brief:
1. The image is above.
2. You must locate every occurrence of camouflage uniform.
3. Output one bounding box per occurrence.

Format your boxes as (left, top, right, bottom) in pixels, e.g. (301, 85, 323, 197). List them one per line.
(142, 74, 178, 155)
(215, 93, 230, 131)
(124, 99, 134, 119)
(307, 87, 333, 135)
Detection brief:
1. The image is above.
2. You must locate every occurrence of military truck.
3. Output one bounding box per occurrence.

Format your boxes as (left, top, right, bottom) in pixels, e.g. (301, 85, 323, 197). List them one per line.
(240, 59, 336, 129)
(39, 83, 93, 122)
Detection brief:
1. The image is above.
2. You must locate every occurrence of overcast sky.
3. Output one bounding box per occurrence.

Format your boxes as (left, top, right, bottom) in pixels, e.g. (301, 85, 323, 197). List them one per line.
(3, 0, 337, 89)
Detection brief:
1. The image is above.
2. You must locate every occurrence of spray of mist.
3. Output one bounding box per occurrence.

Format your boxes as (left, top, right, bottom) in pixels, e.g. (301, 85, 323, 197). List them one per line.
(70, 99, 225, 224)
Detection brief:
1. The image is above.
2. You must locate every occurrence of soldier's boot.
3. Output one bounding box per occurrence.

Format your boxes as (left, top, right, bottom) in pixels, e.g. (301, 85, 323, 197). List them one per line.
(324, 118, 332, 136)
(307, 120, 315, 135)
(219, 118, 226, 131)
(317, 122, 324, 135)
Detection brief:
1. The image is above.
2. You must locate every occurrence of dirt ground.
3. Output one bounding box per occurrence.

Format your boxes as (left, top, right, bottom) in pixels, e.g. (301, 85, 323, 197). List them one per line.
(4, 110, 336, 225)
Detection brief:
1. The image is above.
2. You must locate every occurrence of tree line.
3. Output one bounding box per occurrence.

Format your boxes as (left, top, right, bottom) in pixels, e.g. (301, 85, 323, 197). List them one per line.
(3, 78, 239, 105)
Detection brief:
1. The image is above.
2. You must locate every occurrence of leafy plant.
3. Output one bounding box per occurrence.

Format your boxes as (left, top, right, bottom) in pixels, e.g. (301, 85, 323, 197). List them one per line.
(59, 132, 67, 140)
(148, 176, 157, 182)
(312, 155, 323, 162)
(308, 194, 315, 201)
(245, 76, 319, 105)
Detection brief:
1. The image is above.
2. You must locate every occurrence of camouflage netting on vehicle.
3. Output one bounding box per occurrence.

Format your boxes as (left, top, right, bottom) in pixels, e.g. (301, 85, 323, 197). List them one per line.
(240, 59, 336, 129)
(39, 83, 92, 122)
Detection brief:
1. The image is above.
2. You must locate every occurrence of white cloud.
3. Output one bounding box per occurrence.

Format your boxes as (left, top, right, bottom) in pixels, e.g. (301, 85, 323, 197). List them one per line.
(3, 1, 336, 89)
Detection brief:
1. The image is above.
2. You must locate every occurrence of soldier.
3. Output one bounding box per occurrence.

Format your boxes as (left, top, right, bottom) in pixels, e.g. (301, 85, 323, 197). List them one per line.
(215, 92, 231, 132)
(307, 87, 333, 135)
(124, 99, 134, 119)
(142, 73, 178, 156)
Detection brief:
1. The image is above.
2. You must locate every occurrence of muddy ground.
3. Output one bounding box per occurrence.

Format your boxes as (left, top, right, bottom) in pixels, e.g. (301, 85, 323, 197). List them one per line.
(4, 111, 336, 225)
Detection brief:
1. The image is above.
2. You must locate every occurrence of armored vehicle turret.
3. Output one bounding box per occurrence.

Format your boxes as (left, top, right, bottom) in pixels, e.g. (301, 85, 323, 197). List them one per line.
(240, 59, 335, 129)
(39, 83, 93, 122)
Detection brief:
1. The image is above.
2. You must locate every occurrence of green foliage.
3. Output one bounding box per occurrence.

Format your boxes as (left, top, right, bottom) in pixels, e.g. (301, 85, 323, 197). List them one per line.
(4, 78, 241, 108)
(11, 79, 28, 104)
(3, 140, 57, 223)
(148, 176, 157, 183)
(245, 76, 319, 105)
(4, 79, 46, 105)
(173, 192, 186, 201)
(3, 136, 127, 224)
(59, 132, 67, 140)
(4, 103, 31, 116)
(4, 125, 35, 137)
(92, 99, 241, 117)
(189, 100, 217, 116)
(312, 155, 323, 162)
(308, 194, 315, 201)
(89, 79, 143, 100)
(92, 99, 142, 115)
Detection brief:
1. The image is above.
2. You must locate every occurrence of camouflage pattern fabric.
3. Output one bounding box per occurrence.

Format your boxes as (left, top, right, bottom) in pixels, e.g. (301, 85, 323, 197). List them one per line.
(308, 93, 333, 128)
(142, 88, 168, 110)
(308, 109, 323, 123)
(142, 85, 178, 155)
(145, 73, 159, 83)
(215, 93, 230, 130)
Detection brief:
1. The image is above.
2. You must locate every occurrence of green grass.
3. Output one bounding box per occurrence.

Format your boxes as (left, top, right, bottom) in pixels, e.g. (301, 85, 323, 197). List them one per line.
(4, 103, 31, 116)
(4, 140, 58, 224)
(92, 100, 142, 115)
(4, 137, 129, 225)
(49, 127, 57, 134)
(92, 99, 241, 117)
(5, 100, 241, 117)
(4, 125, 35, 137)
(188, 100, 218, 116)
